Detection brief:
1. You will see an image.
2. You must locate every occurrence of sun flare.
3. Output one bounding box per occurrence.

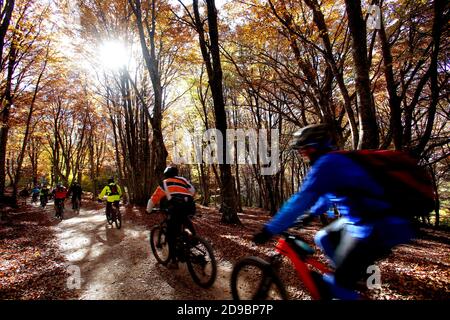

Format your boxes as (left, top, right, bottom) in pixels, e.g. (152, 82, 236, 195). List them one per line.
(98, 40, 129, 70)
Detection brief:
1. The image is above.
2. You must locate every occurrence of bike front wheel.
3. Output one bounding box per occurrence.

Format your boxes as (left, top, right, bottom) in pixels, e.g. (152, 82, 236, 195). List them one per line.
(106, 208, 113, 225)
(150, 225, 170, 265)
(230, 256, 288, 300)
(185, 234, 217, 288)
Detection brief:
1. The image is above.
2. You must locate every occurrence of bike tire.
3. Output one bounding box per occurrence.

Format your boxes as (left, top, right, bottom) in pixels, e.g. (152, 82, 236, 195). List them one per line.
(230, 256, 288, 300)
(149, 225, 170, 265)
(185, 234, 217, 288)
(56, 205, 63, 221)
(106, 209, 113, 225)
(114, 209, 122, 229)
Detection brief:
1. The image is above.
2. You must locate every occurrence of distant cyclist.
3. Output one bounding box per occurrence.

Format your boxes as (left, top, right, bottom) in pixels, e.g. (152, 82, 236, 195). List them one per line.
(52, 183, 68, 217)
(68, 181, 83, 210)
(98, 178, 122, 220)
(31, 185, 40, 203)
(146, 166, 196, 269)
(39, 184, 50, 207)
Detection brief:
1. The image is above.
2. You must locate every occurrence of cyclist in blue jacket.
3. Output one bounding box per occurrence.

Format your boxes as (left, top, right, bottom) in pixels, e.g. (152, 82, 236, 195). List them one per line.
(253, 124, 415, 299)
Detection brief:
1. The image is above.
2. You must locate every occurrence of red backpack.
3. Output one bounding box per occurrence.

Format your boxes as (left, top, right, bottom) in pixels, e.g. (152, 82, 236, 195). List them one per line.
(335, 150, 436, 218)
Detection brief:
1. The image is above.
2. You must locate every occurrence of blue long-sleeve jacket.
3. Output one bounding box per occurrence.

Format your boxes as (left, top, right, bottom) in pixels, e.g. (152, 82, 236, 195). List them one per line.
(265, 153, 413, 244)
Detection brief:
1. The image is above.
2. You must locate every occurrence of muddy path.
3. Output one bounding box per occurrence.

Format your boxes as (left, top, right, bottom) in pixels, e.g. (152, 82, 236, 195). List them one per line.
(49, 202, 234, 300)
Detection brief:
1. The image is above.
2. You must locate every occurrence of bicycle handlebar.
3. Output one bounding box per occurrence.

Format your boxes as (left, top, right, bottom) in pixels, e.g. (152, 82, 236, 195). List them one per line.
(294, 213, 315, 228)
(278, 215, 313, 241)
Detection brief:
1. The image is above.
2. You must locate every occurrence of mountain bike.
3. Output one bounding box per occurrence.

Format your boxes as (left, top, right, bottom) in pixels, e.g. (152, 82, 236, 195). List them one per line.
(230, 222, 333, 300)
(55, 199, 65, 221)
(105, 202, 121, 229)
(149, 208, 217, 288)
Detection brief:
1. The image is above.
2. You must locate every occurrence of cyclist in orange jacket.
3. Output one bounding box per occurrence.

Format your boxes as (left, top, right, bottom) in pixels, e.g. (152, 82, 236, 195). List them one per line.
(147, 166, 196, 269)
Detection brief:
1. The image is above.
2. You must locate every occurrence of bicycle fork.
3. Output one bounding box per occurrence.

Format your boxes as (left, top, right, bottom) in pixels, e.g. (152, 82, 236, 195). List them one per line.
(254, 255, 283, 300)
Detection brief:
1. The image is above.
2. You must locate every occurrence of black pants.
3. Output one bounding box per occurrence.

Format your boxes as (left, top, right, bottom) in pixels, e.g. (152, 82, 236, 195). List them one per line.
(165, 196, 196, 262)
(106, 201, 120, 217)
(54, 198, 65, 213)
(40, 195, 48, 204)
(71, 196, 81, 209)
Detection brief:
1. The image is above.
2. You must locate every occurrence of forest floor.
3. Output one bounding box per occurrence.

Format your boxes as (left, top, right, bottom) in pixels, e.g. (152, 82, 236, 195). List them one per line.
(0, 199, 449, 300)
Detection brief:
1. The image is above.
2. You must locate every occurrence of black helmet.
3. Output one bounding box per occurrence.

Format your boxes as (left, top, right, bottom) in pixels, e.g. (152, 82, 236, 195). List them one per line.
(163, 166, 178, 178)
(290, 124, 334, 150)
(108, 177, 114, 184)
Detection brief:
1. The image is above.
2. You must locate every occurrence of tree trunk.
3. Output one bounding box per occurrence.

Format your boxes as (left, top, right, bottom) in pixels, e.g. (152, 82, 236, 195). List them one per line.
(12, 66, 46, 203)
(129, 0, 168, 199)
(301, 0, 359, 148)
(344, 0, 379, 149)
(192, 0, 240, 223)
(374, 1, 403, 150)
(0, 0, 15, 65)
(413, 0, 445, 158)
(0, 35, 17, 196)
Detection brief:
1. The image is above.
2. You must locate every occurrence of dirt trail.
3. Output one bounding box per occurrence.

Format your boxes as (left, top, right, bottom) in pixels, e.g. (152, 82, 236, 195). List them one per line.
(50, 203, 234, 300)
(3, 200, 448, 300)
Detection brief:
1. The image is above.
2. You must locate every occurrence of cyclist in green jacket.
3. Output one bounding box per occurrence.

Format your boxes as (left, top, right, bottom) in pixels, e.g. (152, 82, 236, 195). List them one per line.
(98, 178, 122, 220)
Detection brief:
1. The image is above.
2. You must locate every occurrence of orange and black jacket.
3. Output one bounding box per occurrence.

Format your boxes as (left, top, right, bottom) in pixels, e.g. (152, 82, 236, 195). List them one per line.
(147, 176, 195, 212)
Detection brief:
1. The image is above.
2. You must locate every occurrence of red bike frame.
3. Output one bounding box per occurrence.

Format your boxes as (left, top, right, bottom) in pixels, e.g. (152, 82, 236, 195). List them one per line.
(275, 237, 332, 300)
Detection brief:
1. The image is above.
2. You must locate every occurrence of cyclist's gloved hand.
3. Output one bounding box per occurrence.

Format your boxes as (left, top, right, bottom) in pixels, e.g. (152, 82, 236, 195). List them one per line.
(97, 199, 102, 203)
(253, 226, 273, 245)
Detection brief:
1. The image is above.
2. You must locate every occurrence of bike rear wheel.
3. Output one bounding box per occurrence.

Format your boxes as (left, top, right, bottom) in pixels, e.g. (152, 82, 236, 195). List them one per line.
(114, 208, 122, 229)
(56, 205, 63, 221)
(185, 234, 217, 288)
(230, 256, 288, 300)
(150, 225, 170, 265)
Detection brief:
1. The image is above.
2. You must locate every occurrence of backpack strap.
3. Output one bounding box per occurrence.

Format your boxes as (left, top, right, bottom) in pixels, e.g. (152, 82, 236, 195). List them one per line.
(161, 180, 172, 200)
